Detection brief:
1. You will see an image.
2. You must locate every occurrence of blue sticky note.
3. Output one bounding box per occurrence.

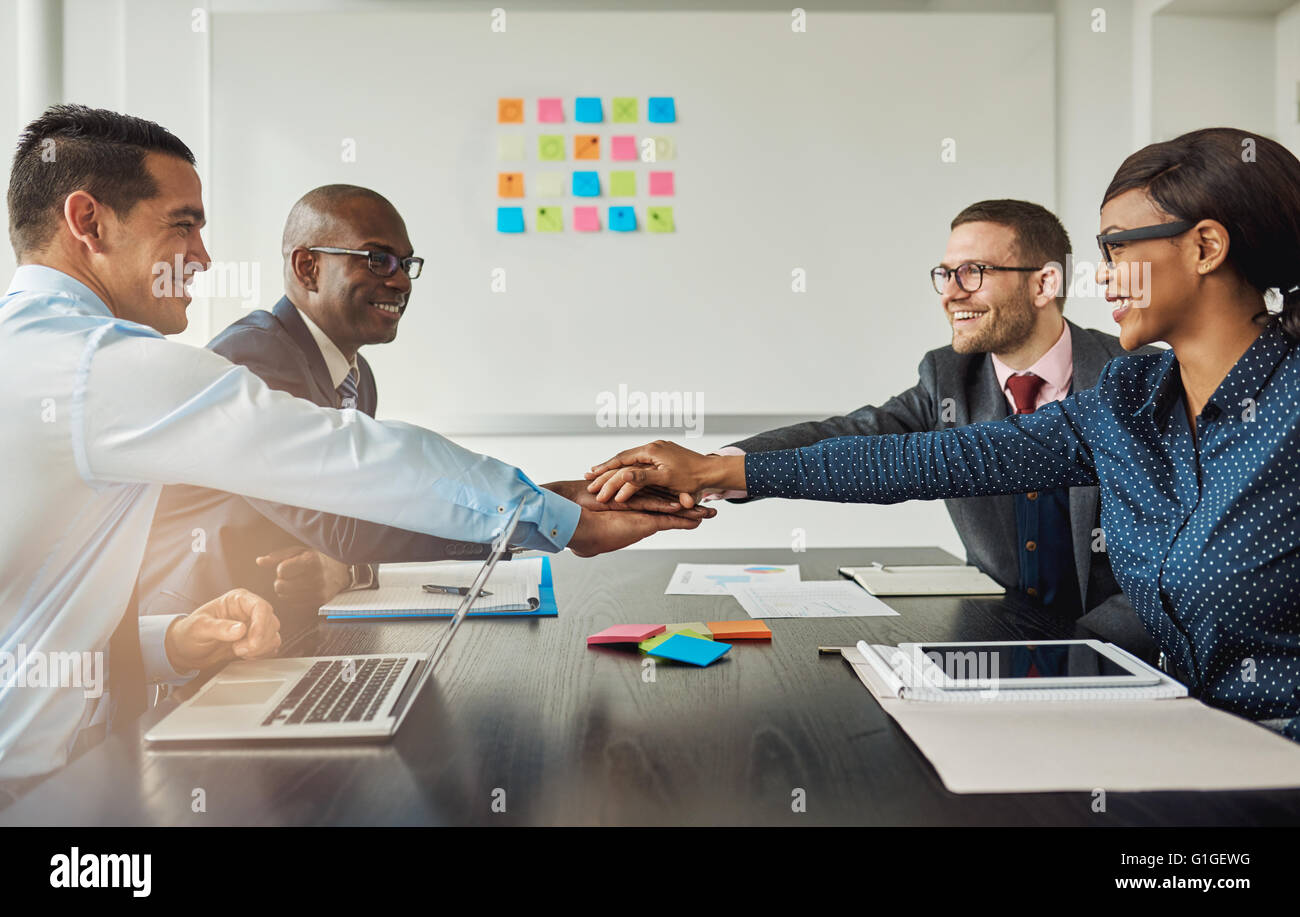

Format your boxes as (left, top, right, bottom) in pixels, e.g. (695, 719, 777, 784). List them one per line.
(574, 97, 604, 123)
(572, 171, 601, 197)
(647, 96, 676, 123)
(608, 206, 636, 231)
(497, 207, 524, 233)
(647, 634, 731, 666)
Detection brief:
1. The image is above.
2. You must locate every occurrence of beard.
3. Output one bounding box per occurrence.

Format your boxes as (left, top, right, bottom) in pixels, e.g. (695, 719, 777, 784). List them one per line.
(951, 288, 1038, 355)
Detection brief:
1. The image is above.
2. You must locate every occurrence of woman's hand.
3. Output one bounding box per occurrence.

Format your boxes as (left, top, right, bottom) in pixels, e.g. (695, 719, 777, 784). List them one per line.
(584, 441, 744, 508)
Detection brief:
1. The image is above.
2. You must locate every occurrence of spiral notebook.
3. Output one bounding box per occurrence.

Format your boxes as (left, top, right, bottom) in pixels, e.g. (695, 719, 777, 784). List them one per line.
(320, 556, 555, 619)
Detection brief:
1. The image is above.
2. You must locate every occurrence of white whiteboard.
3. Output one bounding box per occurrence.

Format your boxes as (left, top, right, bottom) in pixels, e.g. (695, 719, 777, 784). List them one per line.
(209, 9, 1055, 426)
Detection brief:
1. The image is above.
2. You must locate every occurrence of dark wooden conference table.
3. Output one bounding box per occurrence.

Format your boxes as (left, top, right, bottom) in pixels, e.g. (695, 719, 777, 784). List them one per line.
(5, 547, 1299, 826)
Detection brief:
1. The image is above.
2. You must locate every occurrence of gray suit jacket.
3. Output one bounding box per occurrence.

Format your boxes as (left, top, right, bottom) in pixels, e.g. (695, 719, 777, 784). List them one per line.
(730, 319, 1159, 661)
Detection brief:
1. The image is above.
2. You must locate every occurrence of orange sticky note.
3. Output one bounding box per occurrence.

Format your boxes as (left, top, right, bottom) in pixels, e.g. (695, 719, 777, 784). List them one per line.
(574, 135, 600, 160)
(707, 620, 773, 640)
(497, 98, 524, 123)
(497, 172, 524, 198)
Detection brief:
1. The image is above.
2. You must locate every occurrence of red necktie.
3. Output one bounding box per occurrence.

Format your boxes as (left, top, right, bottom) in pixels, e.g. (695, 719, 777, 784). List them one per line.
(1005, 372, 1046, 415)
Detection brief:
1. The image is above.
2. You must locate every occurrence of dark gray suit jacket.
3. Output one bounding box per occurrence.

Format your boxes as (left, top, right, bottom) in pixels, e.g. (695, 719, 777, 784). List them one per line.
(730, 319, 1159, 661)
(139, 298, 490, 636)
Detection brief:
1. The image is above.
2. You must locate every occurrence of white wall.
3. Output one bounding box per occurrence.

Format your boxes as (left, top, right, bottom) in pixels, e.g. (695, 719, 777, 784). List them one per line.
(1278, 3, 1300, 153)
(5, 0, 1298, 556)
(1152, 13, 1277, 141)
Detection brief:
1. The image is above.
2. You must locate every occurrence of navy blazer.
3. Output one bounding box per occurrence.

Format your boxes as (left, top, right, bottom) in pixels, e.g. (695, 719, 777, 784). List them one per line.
(139, 297, 490, 633)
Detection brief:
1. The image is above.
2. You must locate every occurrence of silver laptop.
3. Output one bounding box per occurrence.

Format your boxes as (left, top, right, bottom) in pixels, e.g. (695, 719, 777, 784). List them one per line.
(145, 502, 525, 744)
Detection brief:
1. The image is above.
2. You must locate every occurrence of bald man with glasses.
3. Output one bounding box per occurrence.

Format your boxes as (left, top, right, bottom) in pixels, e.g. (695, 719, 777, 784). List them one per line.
(140, 184, 707, 639)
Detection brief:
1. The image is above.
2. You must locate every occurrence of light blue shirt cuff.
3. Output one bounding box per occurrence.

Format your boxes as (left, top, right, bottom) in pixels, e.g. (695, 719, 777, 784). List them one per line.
(514, 487, 582, 552)
(139, 614, 199, 685)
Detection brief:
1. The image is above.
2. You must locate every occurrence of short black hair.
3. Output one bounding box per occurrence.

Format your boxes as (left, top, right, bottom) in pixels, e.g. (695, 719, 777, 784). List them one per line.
(951, 199, 1072, 309)
(7, 104, 195, 257)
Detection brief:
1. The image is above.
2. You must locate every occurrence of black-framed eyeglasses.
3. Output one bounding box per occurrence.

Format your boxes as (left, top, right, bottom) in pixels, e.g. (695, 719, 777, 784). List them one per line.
(930, 262, 1040, 294)
(308, 246, 424, 280)
(1096, 220, 1193, 266)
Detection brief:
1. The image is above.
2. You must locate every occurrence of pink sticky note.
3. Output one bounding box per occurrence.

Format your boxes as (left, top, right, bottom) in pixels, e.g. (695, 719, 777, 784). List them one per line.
(587, 624, 666, 646)
(611, 135, 638, 161)
(573, 206, 600, 232)
(649, 171, 674, 196)
(538, 98, 564, 123)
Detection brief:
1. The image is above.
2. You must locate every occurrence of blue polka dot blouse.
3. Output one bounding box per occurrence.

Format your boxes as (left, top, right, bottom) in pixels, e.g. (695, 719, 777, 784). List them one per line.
(746, 319, 1300, 741)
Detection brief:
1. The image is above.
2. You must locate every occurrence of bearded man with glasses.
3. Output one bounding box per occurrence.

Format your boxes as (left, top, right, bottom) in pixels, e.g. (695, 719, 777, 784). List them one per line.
(697, 199, 1163, 660)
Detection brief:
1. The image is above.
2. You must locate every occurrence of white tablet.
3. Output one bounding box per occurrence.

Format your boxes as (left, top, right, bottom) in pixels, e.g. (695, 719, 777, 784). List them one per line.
(894, 639, 1162, 690)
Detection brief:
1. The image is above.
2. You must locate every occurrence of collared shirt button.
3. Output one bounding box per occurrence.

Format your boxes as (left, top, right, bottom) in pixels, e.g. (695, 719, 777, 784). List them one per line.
(497, 505, 505, 513)
(1025, 540, 1037, 552)
(1027, 587, 1038, 597)
(1026, 491, 1038, 500)
(551, 528, 558, 537)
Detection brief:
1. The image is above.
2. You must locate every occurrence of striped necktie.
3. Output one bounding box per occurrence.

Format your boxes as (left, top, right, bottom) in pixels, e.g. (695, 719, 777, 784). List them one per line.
(337, 368, 359, 410)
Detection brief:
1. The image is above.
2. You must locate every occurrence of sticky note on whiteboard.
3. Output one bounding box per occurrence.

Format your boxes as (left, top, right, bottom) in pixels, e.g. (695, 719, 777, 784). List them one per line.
(609, 171, 636, 196)
(496, 207, 525, 233)
(648, 171, 674, 196)
(572, 171, 600, 197)
(647, 97, 676, 123)
(534, 172, 564, 197)
(497, 172, 524, 198)
(497, 135, 525, 162)
(610, 135, 638, 161)
(497, 98, 524, 123)
(609, 206, 637, 232)
(574, 97, 603, 123)
(537, 98, 564, 123)
(573, 206, 600, 232)
(536, 206, 563, 232)
(646, 207, 674, 232)
(611, 97, 638, 122)
(538, 135, 565, 161)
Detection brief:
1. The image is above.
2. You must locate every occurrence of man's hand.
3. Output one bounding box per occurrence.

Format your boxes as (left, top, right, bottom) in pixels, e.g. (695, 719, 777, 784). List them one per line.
(566, 507, 706, 557)
(164, 588, 283, 672)
(583, 441, 744, 508)
(543, 479, 716, 519)
(255, 546, 354, 606)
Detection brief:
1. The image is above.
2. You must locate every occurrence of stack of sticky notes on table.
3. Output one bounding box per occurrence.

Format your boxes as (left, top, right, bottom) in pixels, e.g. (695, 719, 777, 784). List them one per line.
(586, 620, 772, 667)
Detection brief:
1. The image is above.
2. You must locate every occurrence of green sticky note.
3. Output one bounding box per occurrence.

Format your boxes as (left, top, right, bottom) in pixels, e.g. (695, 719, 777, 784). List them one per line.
(609, 171, 636, 196)
(638, 632, 674, 654)
(612, 97, 638, 122)
(663, 622, 712, 639)
(647, 206, 674, 232)
(538, 135, 565, 161)
(536, 206, 563, 232)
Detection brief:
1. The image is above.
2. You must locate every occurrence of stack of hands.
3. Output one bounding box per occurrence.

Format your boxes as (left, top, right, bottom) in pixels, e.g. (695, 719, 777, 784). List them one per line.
(165, 441, 734, 672)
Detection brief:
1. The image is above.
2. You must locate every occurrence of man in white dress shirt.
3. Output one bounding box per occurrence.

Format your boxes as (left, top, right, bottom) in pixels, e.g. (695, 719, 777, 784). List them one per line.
(0, 104, 706, 792)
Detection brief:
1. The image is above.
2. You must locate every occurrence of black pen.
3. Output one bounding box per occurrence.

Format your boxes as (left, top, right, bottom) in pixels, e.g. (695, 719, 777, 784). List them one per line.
(422, 584, 492, 597)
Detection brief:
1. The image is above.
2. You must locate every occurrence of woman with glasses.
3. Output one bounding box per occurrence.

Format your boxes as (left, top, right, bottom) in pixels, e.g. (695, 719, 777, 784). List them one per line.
(586, 127, 1300, 741)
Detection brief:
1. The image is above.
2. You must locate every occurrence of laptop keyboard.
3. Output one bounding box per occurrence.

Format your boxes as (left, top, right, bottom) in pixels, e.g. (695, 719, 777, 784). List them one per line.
(260, 657, 408, 727)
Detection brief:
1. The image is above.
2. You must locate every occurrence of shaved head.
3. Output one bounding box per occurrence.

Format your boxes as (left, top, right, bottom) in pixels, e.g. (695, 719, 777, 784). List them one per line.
(280, 184, 415, 359)
(281, 184, 398, 265)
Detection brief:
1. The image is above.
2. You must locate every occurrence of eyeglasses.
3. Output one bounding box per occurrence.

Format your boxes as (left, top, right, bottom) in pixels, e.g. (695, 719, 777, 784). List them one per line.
(1096, 220, 1193, 266)
(930, 262, 1040, 295)
(307, 246, 424, 280)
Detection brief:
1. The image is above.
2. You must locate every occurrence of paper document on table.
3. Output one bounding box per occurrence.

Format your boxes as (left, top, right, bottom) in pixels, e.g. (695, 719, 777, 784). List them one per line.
(726, 580, 898, 618)
(664, 563, 800, 595)
(320, 557, 542, 616)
